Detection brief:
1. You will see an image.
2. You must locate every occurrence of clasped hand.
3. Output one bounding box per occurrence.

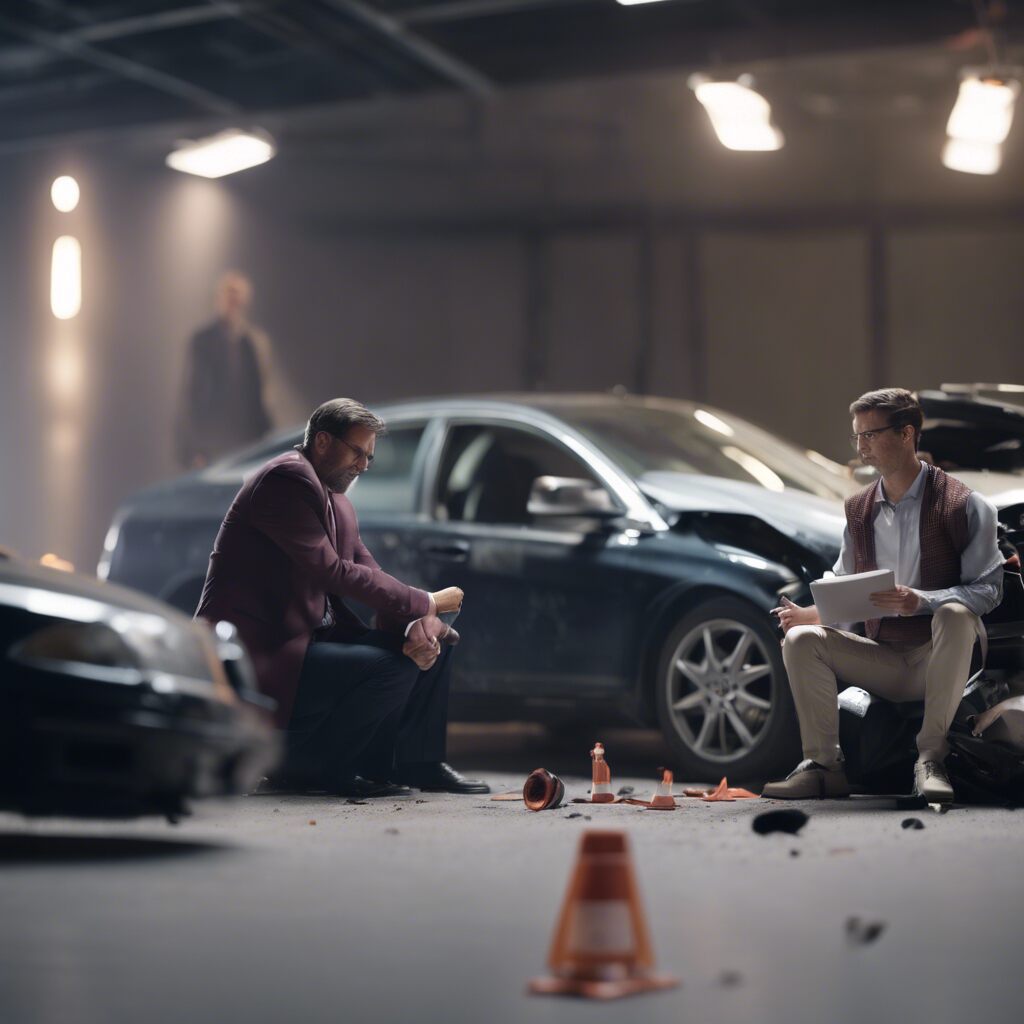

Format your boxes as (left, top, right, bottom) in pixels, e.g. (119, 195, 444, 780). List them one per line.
(404, 586, 465, 670)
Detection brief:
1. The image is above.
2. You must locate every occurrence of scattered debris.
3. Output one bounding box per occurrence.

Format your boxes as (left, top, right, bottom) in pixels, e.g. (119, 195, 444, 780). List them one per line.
(272, 808, 279, 813)
(415, 799, 428, 804)
(789, 849, 800, 858)
(345, 799, 368, 805)
(565, 813, 583, 819)
(719, 970, 743, 989)
(308, 820, 317, 826)
(901, 817, 925, 830)
(590, 742, 614, 803)
(683, 777, 758, 801)
(616, 785, 635, 796)
(752, 809, 809, 836)
(845, 917, 886, 946)
(392, 805, 403, 811)
(529, 830, 679, 1000)
(385, 828, 399, 835)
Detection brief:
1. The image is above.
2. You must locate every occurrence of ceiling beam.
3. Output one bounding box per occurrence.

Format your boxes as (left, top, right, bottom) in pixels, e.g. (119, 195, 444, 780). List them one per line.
(320, 0, 496, 97)
(0, 4, 244, 73)
(0, 12, 240, 115)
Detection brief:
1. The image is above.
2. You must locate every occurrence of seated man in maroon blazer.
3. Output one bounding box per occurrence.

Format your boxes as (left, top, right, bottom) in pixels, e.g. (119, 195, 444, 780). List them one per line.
(196, 397, 490, 798)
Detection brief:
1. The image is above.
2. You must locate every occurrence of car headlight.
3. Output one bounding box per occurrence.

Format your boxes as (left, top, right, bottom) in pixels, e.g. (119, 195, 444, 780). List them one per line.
(10, 615, 235, 704)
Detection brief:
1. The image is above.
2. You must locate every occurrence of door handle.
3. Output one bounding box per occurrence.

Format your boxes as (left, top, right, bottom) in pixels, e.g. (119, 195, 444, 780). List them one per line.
(422, 540, 470, 561)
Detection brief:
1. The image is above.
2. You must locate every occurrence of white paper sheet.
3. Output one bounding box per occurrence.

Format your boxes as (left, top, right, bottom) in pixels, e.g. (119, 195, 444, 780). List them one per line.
(810, 568, 895, 625)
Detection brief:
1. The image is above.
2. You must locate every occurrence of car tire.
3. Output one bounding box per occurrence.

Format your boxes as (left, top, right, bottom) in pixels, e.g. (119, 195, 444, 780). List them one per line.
(654, 597, 799, 782)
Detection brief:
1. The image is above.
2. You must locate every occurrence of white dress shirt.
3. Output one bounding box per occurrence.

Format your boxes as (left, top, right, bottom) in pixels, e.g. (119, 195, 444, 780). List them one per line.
(833, 461, 1004, 616)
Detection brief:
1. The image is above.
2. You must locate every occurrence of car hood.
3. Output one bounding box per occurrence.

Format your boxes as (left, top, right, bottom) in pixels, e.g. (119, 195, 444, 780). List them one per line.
(638, 472, 845, 561)
(0, 553, 195, 625)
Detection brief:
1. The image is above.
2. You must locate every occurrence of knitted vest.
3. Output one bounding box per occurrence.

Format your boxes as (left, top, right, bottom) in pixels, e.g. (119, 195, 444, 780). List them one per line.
(845, 464, 970, 643)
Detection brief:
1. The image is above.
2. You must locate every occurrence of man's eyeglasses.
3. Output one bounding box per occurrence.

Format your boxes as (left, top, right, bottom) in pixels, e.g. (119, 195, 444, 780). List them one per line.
(849, 424, 903, 450)
(332, 435, 375, 467)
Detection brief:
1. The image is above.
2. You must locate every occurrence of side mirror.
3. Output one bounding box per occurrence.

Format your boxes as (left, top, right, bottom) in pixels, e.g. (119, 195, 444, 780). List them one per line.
(527, 476, 620, 518)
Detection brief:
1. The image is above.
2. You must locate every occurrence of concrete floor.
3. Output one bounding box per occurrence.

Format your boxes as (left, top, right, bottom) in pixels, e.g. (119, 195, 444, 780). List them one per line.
(2, 725, 1022, 1024)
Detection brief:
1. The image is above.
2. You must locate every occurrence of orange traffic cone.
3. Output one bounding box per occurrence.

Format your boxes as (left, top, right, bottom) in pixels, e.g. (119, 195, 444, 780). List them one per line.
(590, 741, 614, 803)
(529, 830, 680, 1000)
(647, 768, 676, 810)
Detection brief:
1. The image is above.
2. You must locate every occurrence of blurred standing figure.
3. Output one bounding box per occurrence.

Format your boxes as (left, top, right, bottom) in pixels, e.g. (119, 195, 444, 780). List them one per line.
(176, 271, 273, 468)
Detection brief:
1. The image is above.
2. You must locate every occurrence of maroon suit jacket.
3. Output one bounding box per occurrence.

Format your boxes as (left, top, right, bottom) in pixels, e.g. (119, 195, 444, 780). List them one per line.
(196, 450, 430, 727)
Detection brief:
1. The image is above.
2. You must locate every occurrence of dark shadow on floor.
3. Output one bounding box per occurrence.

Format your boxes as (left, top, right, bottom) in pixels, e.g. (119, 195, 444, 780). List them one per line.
(0, 832, 233, 864)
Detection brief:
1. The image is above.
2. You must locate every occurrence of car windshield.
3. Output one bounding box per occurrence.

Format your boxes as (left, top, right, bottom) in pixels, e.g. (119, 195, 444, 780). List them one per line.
(542, 398, 855, 501)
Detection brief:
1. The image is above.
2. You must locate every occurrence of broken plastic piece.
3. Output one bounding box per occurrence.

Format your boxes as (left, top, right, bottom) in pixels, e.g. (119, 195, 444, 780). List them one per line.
(682, 777, 759, 800)
(752, 809, 809, 835)
(590, 742, 614, 803)
(528, 830, 680, 1000)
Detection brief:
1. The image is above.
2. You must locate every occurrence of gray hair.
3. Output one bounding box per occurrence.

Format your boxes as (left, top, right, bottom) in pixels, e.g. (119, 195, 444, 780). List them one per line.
(300, 398, 386, 451)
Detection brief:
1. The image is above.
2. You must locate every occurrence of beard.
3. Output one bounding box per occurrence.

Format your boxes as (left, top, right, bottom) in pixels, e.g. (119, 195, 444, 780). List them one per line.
(330, 468, 359, 493)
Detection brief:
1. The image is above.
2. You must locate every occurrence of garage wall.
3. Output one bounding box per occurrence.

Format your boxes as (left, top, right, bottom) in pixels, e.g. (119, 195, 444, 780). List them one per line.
(887, 228, 1024, 390)
(3, 70, 1024, 573)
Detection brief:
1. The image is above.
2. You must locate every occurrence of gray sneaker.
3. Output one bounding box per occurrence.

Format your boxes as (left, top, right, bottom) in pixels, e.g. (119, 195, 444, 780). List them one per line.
(913, 759, 954, 804)
(762, 759, 851, 799)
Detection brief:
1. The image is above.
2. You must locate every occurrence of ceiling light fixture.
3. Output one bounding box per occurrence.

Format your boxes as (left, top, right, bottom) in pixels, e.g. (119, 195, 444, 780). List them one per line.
(941, 137, 1003, 175)
(688, 74, 784, 151)
(166, 129, 276, 179)
(942, 68, 1020, 175)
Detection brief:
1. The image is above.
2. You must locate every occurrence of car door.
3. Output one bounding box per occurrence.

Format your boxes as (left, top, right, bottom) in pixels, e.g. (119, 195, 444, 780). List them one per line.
(416, 418, 649, 698)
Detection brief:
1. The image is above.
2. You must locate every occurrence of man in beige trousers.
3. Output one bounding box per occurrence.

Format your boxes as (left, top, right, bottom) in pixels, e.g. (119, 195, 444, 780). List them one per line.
(763, 388, 1003, 803)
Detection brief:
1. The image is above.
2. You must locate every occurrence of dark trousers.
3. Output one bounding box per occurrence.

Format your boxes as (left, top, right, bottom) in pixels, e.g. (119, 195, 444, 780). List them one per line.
(283, 630, 452, 790)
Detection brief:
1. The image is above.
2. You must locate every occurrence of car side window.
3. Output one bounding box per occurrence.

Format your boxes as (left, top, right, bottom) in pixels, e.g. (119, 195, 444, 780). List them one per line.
(348, 424, 426, 515)
(436, 424, 600, 525)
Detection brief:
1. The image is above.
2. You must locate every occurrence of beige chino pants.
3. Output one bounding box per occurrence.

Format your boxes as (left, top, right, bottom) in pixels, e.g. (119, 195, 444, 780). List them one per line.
(782, 602, 979, 766)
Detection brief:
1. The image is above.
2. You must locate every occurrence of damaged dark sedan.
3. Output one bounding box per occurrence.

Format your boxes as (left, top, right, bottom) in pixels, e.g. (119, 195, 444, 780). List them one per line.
(102, 394, 1024, 779)
(0, 551, 278, 819)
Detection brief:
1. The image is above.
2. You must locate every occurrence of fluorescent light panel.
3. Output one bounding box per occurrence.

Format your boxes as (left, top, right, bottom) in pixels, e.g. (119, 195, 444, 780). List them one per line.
(690, 76, 783, 151)
(942, 137, 1002, 175)
(166, 129, 275, 178)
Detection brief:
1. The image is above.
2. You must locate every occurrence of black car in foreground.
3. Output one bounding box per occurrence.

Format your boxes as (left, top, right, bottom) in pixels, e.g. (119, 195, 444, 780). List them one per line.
(103, 394, 1024, 780)
(1, 552, 278, 819)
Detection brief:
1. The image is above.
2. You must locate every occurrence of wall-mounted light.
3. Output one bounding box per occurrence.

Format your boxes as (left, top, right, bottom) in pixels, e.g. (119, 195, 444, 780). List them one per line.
(51, 175, 80, 212)
(943, 68, 1020, 175)
(166, 129, 276, 178)
(50, 235, 82, 320)
(688, 74, 784, 151)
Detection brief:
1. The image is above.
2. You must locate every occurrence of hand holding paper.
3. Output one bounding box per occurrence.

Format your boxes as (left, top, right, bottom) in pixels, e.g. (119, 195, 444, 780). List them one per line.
(810, 569, 896, 625)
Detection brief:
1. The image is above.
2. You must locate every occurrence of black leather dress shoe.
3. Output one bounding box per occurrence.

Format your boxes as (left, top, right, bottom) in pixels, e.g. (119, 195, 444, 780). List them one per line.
(394, 762, 491, 794)
(334, 776, 412, 799)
